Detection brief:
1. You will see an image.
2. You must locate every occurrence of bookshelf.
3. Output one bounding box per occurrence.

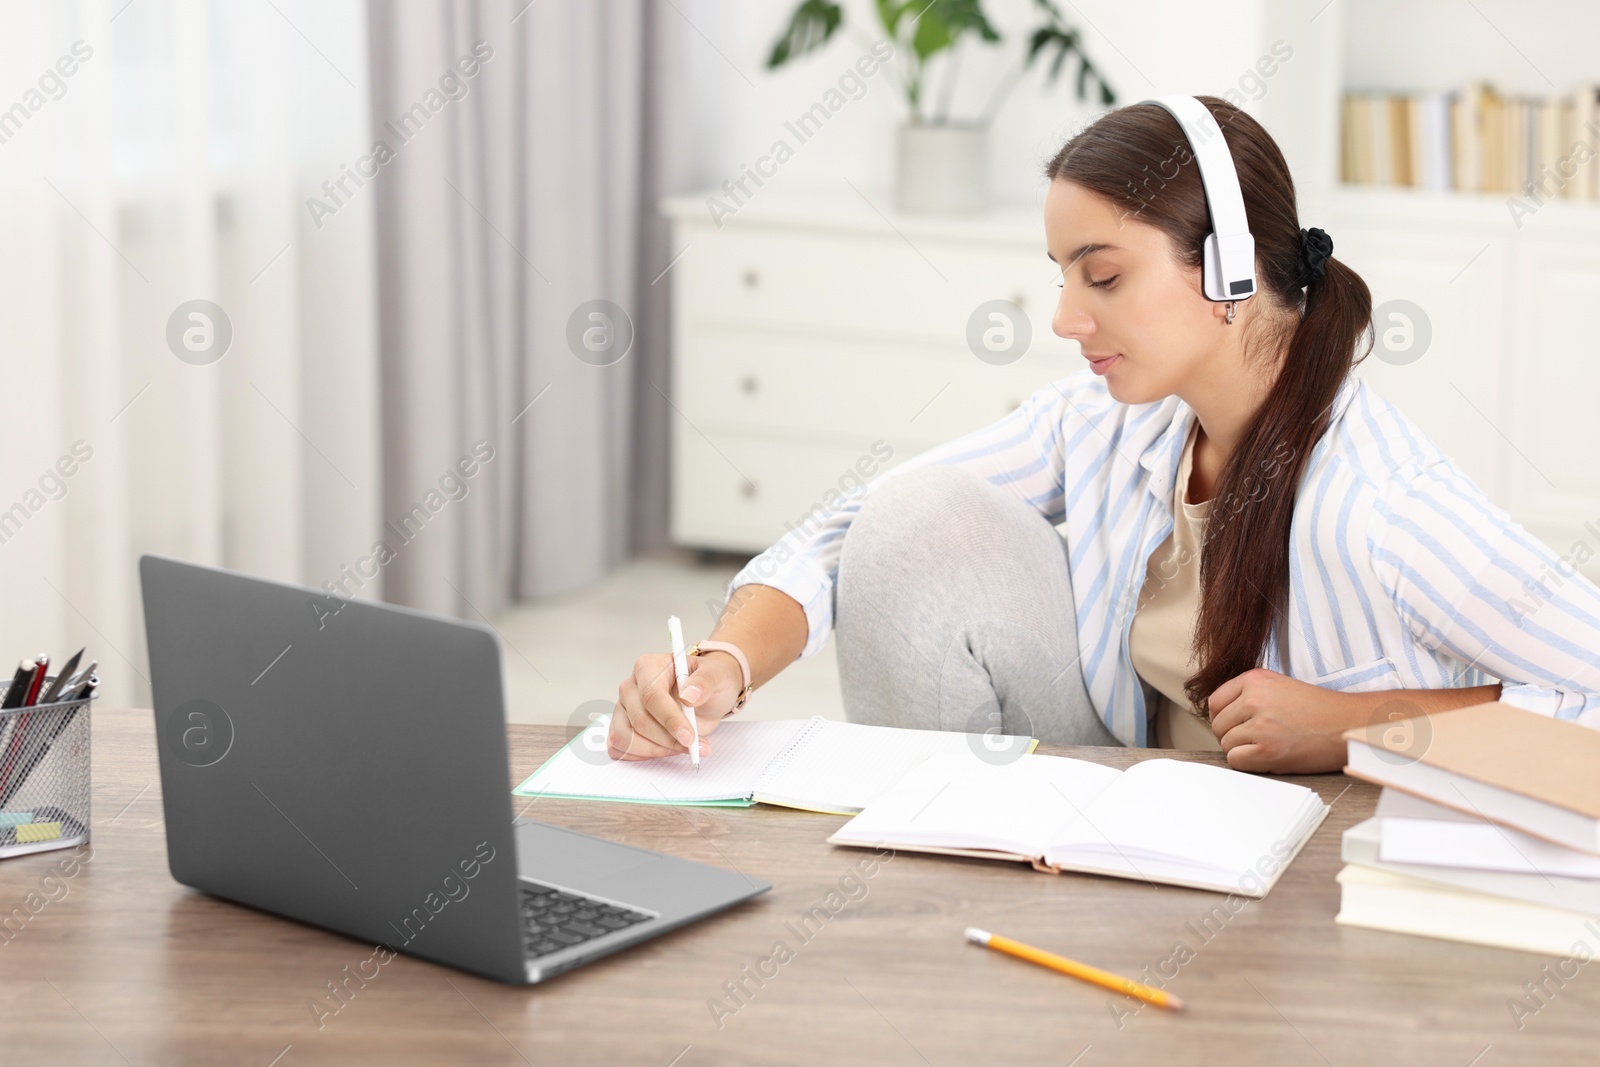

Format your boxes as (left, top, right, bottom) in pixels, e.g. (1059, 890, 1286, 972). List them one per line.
(1334, 0, 1600, 201)
(1316, 0, 1600, 581)
(1339, 86, 1600, 201)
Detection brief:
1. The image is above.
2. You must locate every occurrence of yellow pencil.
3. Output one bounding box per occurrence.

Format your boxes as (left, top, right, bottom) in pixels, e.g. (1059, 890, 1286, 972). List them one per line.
(965, 927, 1186, 1012)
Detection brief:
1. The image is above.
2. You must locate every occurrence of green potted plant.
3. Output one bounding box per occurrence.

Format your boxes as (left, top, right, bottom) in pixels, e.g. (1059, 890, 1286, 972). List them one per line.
(767, 0, 1117, 214)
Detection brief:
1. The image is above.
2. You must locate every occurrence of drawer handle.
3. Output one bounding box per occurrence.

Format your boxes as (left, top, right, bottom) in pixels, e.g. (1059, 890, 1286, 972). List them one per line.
(1010, 292, 1027, 309)
(739, 375, 758, 395)
(739, 480, 758, 499)
(742, 269, 760, 289)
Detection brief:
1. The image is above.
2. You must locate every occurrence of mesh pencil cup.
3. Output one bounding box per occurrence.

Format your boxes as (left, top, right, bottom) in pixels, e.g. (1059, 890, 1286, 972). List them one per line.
(0, 681, 93, 859)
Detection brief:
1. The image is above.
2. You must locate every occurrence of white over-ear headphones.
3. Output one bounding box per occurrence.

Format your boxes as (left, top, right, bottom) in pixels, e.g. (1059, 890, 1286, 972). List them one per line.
(1138, 95, 1256, 304)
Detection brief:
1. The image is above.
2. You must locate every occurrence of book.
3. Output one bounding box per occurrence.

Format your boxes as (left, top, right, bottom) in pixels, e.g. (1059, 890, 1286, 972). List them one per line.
(1540, 94, 1567, 199)
(1400, 95, 1421, 187)
(827, 751, 1327, 897)
(1340, 94, 1360, 185)
(1580, 86, 1593, 201)
(1587, 89, 1600, 201)
(1343, 701, 1600, 856)
(1375, 788, 1600, 879)
(1417, 91, 1453, 193)
(1573, 86, 1600, 202)
(1336, 863, 1600, 956)
(1513, 92, 1532, 193)
(1483, 87, 1506, 192)
(1372, 93, 1392, 185)
(513, 715, 1036, 815)
(1451, 84, 1483, 192)
(1343, 817, 1600, 915)
(1345, 94, 1373, 185)
(1381, 95, 1401, 185)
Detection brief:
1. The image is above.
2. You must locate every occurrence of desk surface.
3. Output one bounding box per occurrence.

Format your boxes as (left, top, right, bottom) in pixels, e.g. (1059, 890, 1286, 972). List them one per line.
(0, 711, 1593, 1066)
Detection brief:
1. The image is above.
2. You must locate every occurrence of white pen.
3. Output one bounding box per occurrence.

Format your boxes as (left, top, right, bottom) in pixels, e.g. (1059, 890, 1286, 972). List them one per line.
(667, 615, 700, 770)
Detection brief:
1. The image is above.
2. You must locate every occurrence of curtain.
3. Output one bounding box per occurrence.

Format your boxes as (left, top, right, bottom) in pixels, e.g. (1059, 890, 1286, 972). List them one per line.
(365, 0, 687, 623)
(0, 0, 380, 707)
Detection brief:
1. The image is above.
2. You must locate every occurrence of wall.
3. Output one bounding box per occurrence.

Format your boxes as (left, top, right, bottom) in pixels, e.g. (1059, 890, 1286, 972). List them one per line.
(676, 0, 1322, 215)
(1342, 0, 1600, 95)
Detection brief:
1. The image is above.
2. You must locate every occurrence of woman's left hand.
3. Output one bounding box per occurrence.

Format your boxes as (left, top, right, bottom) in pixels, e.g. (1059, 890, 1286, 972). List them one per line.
(1207, 668, 1358, 773)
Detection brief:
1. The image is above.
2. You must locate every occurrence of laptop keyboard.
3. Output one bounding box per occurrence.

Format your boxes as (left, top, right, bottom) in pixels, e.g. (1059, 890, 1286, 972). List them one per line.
(519, 882, 654, 959)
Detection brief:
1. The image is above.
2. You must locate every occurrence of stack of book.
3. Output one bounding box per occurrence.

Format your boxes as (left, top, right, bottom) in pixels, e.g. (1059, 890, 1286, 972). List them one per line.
(1341, 84, 1600, 200)
(1336, 703, 1600, 955)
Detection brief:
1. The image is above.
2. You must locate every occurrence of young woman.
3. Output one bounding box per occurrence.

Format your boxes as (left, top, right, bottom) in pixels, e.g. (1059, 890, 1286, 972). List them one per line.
(612, 95, 1600, 774)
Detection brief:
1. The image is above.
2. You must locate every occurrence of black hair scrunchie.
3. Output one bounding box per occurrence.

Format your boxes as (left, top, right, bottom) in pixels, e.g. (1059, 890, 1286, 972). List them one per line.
(1299, 227, 1333, 288)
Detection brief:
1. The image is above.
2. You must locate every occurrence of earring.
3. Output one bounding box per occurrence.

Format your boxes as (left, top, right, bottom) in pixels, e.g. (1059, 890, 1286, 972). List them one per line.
(1225, 300, 1236, 325)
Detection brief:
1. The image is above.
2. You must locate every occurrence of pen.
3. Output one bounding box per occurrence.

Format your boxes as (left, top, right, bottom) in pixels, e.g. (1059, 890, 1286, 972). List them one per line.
(59, 672, 98, 704)
(667, 615, 699, 771)
(21, 654, 48, 707)
(965, 928, 1186, 1012)
(2, 660, 36, 710)
(37, 648, 84, 706)
(0, 657, 46, 800)
(63, 660, 97, 698)
(0, 660, 31, 801)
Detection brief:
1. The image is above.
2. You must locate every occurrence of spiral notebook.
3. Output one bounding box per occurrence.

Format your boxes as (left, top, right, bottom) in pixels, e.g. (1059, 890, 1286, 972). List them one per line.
(513, 715, 1038, 816)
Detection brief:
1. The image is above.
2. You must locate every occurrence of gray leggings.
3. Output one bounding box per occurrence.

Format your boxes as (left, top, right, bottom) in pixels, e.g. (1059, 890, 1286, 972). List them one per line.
(835, 465, 1122, 747)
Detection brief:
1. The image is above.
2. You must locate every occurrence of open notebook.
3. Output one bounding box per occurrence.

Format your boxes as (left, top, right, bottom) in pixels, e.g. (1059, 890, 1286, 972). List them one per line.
(513, 715, 1037, 816)
(828, 752, 1329, 896)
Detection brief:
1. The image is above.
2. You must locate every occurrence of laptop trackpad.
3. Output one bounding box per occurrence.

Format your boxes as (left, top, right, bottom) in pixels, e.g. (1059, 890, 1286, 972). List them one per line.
(516, 821, 664, 889)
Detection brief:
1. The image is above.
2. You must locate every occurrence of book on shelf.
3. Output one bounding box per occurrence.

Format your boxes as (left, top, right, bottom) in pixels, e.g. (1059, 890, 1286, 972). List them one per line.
(1390, 95, 1412, 187)
(1341, 83, 1600, 202)
(1416, 91, 1451, 192)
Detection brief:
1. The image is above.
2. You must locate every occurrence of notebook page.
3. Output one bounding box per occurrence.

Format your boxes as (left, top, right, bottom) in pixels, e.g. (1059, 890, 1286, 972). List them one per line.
(1044, 758, 1324, 882)
(830, 752, 1124, 855)
(515, 716, 807, 803)
(752, 720, 1035, 814)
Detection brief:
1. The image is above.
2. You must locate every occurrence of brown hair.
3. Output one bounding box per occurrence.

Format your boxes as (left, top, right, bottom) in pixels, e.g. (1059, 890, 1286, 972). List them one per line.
(1043, 95, 1373, 713)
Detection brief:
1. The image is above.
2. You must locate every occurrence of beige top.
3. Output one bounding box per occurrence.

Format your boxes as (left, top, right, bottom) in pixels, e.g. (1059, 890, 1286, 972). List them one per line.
(1128, 422, 1223, 751)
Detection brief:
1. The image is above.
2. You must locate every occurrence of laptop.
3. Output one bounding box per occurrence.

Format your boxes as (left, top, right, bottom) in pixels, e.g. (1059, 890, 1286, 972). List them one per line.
(139, 554, 770, 984)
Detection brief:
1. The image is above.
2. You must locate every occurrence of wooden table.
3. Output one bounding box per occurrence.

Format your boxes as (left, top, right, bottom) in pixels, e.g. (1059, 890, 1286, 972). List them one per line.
(1, 710, 1594, 1066)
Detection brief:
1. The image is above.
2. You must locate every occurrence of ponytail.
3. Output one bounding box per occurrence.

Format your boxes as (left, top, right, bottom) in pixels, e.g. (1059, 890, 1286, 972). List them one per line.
(1184, 253, 1371, 707)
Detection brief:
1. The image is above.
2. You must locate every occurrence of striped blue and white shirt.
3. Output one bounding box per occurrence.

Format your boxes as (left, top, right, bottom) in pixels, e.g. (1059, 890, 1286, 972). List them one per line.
(726, 371, 1600, 746)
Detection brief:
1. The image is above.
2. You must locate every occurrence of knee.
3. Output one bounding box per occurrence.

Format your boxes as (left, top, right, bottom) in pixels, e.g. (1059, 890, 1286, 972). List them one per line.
(851, 470, 1036, 566)
(847, 465, 999, 557)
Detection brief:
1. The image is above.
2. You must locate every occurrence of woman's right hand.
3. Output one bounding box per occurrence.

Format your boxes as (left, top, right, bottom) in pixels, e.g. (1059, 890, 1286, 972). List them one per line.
(608, 649, 743, 761)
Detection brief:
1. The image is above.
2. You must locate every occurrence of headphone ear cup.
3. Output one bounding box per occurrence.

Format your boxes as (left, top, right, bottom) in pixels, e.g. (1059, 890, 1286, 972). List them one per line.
(1201, 231, 1257, 302)
(1201, 232, 1226, 301)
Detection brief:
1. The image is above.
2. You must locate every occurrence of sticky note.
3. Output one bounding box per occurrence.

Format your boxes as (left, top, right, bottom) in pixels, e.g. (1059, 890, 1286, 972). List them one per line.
(0, 812, 34, 828)
(15, 822, 61, 843)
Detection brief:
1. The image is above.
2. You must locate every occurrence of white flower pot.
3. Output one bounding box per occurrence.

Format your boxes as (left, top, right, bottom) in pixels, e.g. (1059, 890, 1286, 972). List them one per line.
(896, 122, 988, 215)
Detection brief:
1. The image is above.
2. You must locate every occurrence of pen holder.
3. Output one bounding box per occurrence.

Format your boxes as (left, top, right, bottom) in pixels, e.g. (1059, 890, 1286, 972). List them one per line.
(0, 685, 92, 859)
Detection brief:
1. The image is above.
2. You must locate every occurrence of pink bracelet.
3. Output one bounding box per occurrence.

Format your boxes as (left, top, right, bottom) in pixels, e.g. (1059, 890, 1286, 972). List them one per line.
(688, 640, 754, 713)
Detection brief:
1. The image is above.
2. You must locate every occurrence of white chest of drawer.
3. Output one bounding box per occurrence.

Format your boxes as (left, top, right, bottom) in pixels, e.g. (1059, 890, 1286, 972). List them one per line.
(661, 190, 1081, 554)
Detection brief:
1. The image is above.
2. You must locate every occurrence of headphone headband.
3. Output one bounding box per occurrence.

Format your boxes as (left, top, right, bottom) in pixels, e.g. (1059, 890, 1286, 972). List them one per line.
(1139, 95, 1256, 303)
